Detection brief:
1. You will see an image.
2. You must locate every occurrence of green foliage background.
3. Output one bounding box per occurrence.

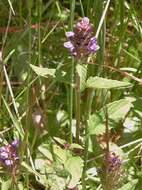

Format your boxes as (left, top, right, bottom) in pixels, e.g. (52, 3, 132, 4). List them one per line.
(0, 0, 142, 189)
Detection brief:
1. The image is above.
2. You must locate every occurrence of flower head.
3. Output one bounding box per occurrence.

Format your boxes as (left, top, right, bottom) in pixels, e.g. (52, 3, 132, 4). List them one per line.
(100, 151, 123, 190)
(64, 17, 99, 59)
(0, 140, 19, 167)
(107, 152, 122, 172)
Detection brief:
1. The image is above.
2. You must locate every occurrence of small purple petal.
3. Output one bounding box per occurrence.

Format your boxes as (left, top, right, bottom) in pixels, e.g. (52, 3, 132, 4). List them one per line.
(82, 17, 90, 25)
(0, 147, 7, 152)
(76, 17, 92, 32)
(5, 159, 13, 166)
(0, 151, 9, 160)
(88, 37, 100, 52)
(11, 139, 19, 148)
(65, 31, 75, 38)
(64, 41, 74, 49)
(77, 17, 90, 28)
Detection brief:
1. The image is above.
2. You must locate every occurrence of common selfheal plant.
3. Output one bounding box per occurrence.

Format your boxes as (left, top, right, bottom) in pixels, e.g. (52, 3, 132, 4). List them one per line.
(107, 152, 122, 172)
(100, 151, 123, 190)
(0, 140, 19, 168)
(64, 17, 99, 59)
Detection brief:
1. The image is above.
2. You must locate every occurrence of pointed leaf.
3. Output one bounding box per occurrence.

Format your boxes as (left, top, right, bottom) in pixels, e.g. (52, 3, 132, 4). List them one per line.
(30, 64, 56, 77)
(38, 144, 53, 161)
(118, 179, 138, 190)
(65, 157, 83, 189)
(88, 99, 133, 135)
(86, 76, 132, 89)
(100, 98, 133, 120)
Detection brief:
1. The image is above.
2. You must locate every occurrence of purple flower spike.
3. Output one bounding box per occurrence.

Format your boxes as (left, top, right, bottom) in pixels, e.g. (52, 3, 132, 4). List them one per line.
(0, 140, 19, 168)
(64, 17, 99, 59)
(107, 152, 122, 172)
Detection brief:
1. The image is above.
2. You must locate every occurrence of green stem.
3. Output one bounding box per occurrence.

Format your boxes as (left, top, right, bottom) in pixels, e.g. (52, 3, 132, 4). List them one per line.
(82, 88, 94, 189)
(38, 0, 42, 67)
(19, 0, 22, 27)
(104, 107, 110, 190)
(69, 0, 75, 144)
(75, 68, 81, 143)
(23, 0, 32, 187)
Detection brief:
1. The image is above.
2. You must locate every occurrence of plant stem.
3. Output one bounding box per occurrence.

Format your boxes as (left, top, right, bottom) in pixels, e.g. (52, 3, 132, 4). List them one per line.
(23, 0, 33, 188)
(95, 0, 110, 39)
(38, 0, 42, 67)
(104, 106, 110, 190)
(69, 0, 75, 144)
(19, 0, 22, 27)
(82, 88, 94, 189)
(75, 68, 81, 143)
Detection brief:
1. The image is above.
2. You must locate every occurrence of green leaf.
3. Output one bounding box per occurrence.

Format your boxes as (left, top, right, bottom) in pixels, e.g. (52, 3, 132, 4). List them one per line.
(118, 179, 138, 190)
(21, 161, 43, 179)
(86, 76, 132, 89)
(38, 144, 53, 161)
(1, 179, 12, 190)
(70, 143, 83, 150)
(64, 157, 83, 189)
(100, 98, 133, 120)
(53, 145, 68, 164)
(76, 64, 87, 91)
(88, 113, 104, 135)
(30, 64, 56, 77)
(2, 96, 24, 139)
(88, 99, 133, 135)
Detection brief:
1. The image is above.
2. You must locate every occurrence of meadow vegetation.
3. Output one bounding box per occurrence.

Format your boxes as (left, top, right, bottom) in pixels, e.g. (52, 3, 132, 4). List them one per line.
(0, 0, 142, 189)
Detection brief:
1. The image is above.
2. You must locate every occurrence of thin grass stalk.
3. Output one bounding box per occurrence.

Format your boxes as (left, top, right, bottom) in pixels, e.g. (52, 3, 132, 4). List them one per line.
(7, 0, 15, 15)
(86, 0, 91, 16)
(75, 68, 81, 143)
(38, 0, 42, 67)
(113, 0, 126, 68)
(19, 0, 22, 27)
(31, 0, 42, 152)
(79, 0, 85, 17)
(69, 0, 75, 144)
(82, 89, 94, 189)
(104, 107, 110, 190)
(1, 9, 23, 130)
(23, 0, 33, 187)
(95, 0, 110, 39)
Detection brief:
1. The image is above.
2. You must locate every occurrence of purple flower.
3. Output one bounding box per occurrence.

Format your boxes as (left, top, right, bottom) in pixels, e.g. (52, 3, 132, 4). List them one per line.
(87, 37, 100, 53)
(0, 140, 19, 168)
(11, 139, 19, 148)
(64, 41, 77, 56)
(64, 17, 99, 59)
(76, 17, 93, 35)
(64, 41, 74, 50)
(5, 159, 13, 166)
(107, 152, 122, 172)
(65, 32, 75, 39)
